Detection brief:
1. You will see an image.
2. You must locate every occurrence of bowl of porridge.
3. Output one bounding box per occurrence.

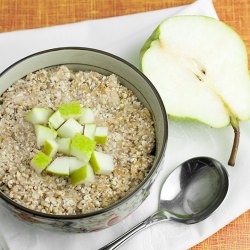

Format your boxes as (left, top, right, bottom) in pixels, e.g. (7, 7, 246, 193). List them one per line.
(0, 47, 167, 232)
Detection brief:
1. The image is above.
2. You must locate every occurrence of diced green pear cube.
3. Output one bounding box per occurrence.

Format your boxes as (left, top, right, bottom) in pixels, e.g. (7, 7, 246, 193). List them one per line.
(46, 157, 70, 176)
(71, 133, 96, 162)
(30, 151, 52, 174)
(25, 107, 53, 124)
(58, 102, 82, 119)
(57, 137, 71, 155)
(68, 157, 86, 174)
(94, 126, 108, 144)
(35, 124, 58, 147)
(78, 107, 95, 125)
(48, 110, 65, 129)
(84, 123, 96, 140)
(57, 118, 83, 138)
(70, 163, 95, 186)
(90, 151, 114, 175)
(43, 139, 58, 158)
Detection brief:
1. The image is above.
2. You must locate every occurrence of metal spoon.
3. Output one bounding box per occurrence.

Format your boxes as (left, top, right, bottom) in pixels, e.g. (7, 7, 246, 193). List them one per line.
(100, 157, 229, 250)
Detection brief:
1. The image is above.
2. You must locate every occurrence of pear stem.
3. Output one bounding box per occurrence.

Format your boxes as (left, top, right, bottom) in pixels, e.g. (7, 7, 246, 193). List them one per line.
(228, 125, 240, 167)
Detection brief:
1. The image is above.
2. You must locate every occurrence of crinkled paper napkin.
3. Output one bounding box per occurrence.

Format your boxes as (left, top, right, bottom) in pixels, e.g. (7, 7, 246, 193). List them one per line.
(0, 0, 249, 249)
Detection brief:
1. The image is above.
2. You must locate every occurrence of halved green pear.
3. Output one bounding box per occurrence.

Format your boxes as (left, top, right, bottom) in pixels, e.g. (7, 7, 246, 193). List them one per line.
(43, 139, 58, 158)
(140, 16, 250, 166)
(30, 151, 52, 174)
(78, 107, 95, 125)
(34, 125, 58, 147)
(71, 133, 96, 162)
(25, 107, 53, 124)
(46, 157, 70, 176)
(70, 163, 95, 186)
(57, 118, 83, 138)
(84, 123, 96, 140)
(58, 102, 82, 119)
(48, 110, 65, 129)
(57, 137, 71, 155)
(94, 126, 108, 144)
(90, 151, 114, 175)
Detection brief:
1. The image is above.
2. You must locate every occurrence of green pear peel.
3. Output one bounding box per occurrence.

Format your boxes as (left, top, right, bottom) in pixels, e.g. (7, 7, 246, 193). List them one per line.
(58, 102, 82, 119)
(30, 151, 52, 174)
(71, 133, 96, 162)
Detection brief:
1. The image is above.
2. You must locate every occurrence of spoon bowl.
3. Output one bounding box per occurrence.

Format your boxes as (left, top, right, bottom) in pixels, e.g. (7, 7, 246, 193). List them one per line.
(100, 157, 229, 250)
(159, 157, 229, 224)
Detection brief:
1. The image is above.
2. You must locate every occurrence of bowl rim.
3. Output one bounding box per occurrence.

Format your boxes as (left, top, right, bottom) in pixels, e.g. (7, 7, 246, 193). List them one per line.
(0, 47, 168, 219)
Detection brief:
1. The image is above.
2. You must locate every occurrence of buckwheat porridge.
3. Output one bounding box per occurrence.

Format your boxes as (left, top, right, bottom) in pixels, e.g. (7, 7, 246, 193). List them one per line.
(0, 65, 155, 215)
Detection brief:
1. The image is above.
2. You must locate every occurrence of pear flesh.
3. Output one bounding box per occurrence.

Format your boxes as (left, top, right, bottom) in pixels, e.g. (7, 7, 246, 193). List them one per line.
(94, 126, 108, 144)
(25, 108, 53, 125)
(43, 139, 58, 158)
(57, 118, 83, 138)
(57, 137, 71, 155)
(84, 123, 96, 140)
(90, 151, 114, 175)
(46, 157, 70, 176)
(140, 16, 250, 166)
(68, 157, 86, 174)
(48, 110, 65, 129)
(34, 125, 58, 147)
(79, 108, 95, 125)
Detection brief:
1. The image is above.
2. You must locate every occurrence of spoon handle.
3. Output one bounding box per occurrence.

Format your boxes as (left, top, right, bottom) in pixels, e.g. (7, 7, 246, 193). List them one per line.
(99, 210, 168, 250)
